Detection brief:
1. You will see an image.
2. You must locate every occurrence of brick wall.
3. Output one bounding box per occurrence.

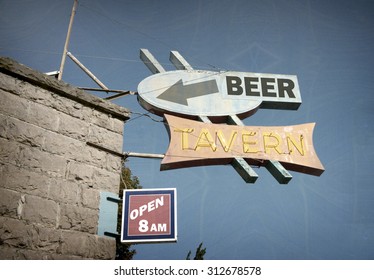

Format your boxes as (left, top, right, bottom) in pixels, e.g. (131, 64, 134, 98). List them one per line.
(0, 57, 130, 259)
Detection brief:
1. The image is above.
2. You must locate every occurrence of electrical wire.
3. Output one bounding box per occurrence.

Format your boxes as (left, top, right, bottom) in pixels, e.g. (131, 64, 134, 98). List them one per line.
(78, 1, 227, 72)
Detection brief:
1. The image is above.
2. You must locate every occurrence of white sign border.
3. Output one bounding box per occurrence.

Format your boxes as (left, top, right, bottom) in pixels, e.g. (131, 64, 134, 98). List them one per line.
(120, 188, 177, 244)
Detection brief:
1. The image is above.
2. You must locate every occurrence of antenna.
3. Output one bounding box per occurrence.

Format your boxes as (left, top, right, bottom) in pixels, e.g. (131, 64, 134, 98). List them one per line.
(54, 0, 136, 100)
(58, 0, 78, 81)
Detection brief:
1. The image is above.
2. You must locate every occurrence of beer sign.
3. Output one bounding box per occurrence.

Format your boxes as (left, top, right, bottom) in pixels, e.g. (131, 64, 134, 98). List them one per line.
(135, 49, 324, 184)
(138, 70, 301, 119)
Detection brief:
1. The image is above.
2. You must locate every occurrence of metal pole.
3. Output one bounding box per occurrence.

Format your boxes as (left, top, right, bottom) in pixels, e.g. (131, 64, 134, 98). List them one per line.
(58, 0, 78, 81)
(125, 152, 165, 159)
(67, 52, 109, 90)
(77, 87, 136, 95)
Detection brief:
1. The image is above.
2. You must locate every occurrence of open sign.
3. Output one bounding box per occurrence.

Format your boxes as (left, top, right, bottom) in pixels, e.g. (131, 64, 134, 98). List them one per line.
(121, 188, 177, 243)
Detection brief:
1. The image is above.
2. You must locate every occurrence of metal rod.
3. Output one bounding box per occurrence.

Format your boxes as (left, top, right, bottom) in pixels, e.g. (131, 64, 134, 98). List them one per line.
(77, 87, 137, 94)
(125, 152, 165, 159)
(67, 52, 109, 90)
(104, 92, 134, 100)
(58, 0, 78, 81)
(104, 231, 121, 238)
(107, 197, 123, 203)
(86, 141, 124, 158)
(77, 87, 137, 100)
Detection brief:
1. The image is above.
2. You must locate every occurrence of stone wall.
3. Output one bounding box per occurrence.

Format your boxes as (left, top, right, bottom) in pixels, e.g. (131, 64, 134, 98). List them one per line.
(0, 57, 130, 259)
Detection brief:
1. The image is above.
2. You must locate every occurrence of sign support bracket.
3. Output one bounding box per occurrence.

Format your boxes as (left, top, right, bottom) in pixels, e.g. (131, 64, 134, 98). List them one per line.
(67, 52, 109, 91)
(266, 160, 292, 184)
(98, 192, 121, 239)
(138, 49, 302, 184)
(170, 51, 193, 71)
(140, 49, 166, 74)
(198, 114, 259, 184)
(228, 115, 292, 184)
(171, 53, 259, 184)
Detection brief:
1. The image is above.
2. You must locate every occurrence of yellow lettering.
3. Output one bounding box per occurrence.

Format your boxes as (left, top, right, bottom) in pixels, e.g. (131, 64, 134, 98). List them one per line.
(286, 134, 305, 156)
(174, 128, 194, 150)
(195, 128, 217, 151)
(263, 132, 282, 154)
(216, 130, 237, 152)
(242, 131, 260, 153)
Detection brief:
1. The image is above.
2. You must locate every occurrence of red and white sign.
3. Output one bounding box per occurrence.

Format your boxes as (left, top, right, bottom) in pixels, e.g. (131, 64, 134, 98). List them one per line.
(121, 188, 177, 243)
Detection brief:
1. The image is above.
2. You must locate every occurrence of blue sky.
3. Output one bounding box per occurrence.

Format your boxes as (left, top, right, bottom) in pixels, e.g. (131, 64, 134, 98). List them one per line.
(1, 0, 373, 260)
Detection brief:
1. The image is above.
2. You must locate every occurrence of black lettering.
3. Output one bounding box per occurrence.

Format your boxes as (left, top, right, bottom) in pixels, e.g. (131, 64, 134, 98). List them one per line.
(226, 76, 243, 95)
(169, 266, 175, 275)
(278, 78, 295, 98)
(114, 266, 126, 275)
(244, 77, 260, 96)
(261, 78, 276, 97)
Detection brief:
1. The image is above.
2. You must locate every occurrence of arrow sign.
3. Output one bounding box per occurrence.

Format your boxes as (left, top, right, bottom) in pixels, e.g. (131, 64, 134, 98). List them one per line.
(157, 79, 218, 106)
(138, 70, 301, 120)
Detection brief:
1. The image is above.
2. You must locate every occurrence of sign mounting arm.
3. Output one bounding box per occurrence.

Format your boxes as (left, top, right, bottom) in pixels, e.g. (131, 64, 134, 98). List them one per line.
(164, 51, 259, 183)
(227, 115, 292, 184)
(172, 52, 259, 184)
(140, 49, 166, 74)
(169, 51, 193, 71)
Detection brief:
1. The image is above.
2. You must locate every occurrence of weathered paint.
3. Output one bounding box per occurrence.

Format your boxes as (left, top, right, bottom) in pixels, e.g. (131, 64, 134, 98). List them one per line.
(161, 114, 324, 176)
(138, 70, 301, 119)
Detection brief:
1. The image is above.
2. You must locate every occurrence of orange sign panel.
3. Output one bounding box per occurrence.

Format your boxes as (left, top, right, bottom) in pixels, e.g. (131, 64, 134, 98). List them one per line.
(161, 114, 324, 176)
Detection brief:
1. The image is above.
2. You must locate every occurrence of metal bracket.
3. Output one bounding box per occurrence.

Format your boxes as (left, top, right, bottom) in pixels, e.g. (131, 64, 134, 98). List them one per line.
(228, 115, 292, 184)
(266, 160, 292, 184)
(98, 192, 121, 238)
(86, 141, 124, 158)
(140, 49, 166, 74)
(103, 231, 121, 238)
(226, 115, 259, 183)
(45, 70, 60, 78)
(67, 52, 109, 91)
(139, 49, 293, 184)
(170, 50, 193, 71)
(232, 157, 259, 183)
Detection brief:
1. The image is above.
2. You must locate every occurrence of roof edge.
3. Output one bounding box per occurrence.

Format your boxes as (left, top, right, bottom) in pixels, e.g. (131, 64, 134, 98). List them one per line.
(0, 57, 130, 121)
